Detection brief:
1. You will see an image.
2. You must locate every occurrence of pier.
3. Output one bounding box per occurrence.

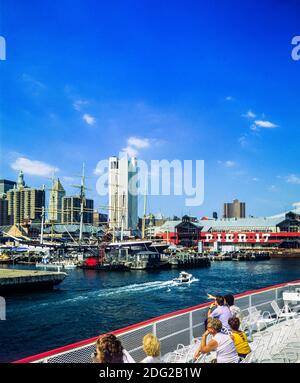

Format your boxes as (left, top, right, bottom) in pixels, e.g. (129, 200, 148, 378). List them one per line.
(0, 269, 67, 294)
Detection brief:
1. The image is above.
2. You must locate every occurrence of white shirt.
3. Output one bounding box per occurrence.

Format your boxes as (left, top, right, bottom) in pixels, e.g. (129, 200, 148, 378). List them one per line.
(141, 355, 161, 363)
(213, 333, 239, 363)
(230, 305, 242, 319)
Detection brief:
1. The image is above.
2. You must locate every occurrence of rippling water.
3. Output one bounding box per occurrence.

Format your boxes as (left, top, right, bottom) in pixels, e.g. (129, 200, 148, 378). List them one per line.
(1, 259, 300, 363)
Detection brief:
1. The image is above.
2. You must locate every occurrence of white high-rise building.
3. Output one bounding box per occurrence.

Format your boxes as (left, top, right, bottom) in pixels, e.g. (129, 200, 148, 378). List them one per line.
(108, 156, 138, 231)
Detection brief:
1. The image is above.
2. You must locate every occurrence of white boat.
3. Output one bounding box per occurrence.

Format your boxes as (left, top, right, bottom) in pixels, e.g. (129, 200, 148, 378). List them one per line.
(173, 271, 193, 284)
(36, 260, 77, 270)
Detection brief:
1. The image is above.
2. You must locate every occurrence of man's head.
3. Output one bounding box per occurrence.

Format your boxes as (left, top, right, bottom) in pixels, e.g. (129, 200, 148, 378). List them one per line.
(215, 296, 224, 306)
(224, 294, 235, 306)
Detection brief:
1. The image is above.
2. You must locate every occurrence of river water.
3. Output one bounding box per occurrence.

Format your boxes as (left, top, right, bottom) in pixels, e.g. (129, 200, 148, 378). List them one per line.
(0, 259, 300, 362)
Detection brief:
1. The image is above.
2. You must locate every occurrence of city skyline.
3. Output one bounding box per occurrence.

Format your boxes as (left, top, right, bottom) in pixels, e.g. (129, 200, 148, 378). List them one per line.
(1, 1, 300, 218)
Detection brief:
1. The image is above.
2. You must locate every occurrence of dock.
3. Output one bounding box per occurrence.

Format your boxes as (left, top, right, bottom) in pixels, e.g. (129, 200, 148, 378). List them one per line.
(0, 268, 67, 294)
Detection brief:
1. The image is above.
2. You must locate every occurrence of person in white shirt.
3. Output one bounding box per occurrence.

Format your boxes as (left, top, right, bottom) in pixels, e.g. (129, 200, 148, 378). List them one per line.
(194, 318, 239, 363)
(141, 333, 161, 363)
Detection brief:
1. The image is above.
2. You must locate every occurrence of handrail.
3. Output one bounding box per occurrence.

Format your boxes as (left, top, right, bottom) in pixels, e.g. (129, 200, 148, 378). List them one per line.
(14, 279, 300, 363)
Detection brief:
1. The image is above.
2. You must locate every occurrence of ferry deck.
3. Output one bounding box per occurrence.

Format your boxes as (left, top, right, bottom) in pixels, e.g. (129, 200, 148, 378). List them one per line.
(14, 280, 300, 364)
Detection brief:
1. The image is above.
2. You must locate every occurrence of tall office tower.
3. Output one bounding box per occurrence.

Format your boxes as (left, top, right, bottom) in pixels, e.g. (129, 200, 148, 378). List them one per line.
(48, 178, 65, 223)
(223, 199, 246, 219)
(108, 156, 138, 230)
(0, 197, 9, 225)
(61, 196, 94, 224)
(0, 179, 16, 196)
(6, 171, 45, 225)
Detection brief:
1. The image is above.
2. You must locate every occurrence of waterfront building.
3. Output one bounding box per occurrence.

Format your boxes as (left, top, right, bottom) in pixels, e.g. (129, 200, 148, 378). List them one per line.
(224, 199, 246, 218)
(61, 196, 94, 224)
(152, 212, 300, 250)
(48, 178, 65, 223)
(108, 155, 138, 231)
(0, 179, 16, 196)
(6, 171, 45, 225)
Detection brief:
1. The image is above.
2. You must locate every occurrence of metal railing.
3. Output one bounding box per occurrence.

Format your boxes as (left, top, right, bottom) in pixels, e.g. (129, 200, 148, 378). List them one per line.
(14, 280, 300, 363)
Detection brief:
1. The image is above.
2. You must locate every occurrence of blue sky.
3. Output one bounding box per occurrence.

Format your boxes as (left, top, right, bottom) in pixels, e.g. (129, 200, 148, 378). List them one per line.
(1, 0, 300, 218)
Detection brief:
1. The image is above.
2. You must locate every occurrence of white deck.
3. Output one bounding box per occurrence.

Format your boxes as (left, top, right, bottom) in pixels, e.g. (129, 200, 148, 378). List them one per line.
(14, 280, 300, 363)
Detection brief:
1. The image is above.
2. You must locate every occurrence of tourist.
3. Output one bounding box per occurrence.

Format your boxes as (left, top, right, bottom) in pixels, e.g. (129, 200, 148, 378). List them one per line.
(228, 317, 251, 359)
(208, 295, 232, 330)
(224, 294, 242, 319)
(141, 333, 161, 363)
(194, 318, 239, 363)
(93, 334, 125, 363)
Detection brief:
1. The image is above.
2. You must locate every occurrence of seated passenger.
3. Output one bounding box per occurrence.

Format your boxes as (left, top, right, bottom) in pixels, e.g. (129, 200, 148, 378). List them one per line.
(141, 333, 161, 363)
(224, 294, 242, 320)
(93, 334, 125, 363)
(228, 317, 251, 359)
(208, 295, 232, 330)
(194, 318, 239, 363)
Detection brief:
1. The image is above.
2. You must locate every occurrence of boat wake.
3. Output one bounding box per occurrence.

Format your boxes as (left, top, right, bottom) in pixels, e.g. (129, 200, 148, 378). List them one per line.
(97, 280, 175, 297)
(25, 279, 200, 310)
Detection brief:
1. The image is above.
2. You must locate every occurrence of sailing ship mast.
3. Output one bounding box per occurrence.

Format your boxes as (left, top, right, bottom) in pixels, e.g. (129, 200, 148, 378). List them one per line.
(79, 163, 85, 243)
(40, 184, 45, 245)
(141, 174, 147, 239)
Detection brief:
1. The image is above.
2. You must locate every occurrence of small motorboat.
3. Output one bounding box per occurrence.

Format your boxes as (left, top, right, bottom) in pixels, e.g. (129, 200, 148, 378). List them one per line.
(173, 271, 193, 284)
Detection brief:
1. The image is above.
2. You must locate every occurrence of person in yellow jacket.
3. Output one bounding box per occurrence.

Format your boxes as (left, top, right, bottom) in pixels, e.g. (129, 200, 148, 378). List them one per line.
(228, 317, 251, 359)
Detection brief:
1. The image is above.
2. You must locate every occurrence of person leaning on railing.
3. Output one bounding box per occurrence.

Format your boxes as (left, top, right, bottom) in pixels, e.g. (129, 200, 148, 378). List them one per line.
(207, 296, 232, 331)
(194, 318, 239, 363)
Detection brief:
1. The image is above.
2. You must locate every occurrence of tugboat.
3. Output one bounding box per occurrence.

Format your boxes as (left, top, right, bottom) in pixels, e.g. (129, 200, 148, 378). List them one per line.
(173, 271, 194, 284)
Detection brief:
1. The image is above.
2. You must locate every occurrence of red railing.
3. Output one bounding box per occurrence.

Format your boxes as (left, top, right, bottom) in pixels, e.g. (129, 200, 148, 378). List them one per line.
(14, 279, 300, 363)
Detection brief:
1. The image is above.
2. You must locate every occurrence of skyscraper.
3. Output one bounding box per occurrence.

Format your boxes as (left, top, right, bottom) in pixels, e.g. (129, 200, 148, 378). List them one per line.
(61, 196, 94, 224)
(108, 155, 138, 230)
(0, 179, 16, 196)
(6, 171, 45, 225)
(223, 199, 246, 219)
(0, 197, 9, 225)
(48, 178, 65, 223)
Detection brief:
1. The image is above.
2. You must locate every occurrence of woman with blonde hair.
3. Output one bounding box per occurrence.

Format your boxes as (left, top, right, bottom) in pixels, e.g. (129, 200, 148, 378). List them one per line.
(141, 333, 161, 363)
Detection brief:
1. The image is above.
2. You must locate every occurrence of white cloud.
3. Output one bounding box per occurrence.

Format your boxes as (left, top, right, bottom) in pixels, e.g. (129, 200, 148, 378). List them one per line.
(238, 135, 247, 147)
(286, 174, 300, 184)
(127, 137, 150, 149)
(242, 110, 256, 119)
(83, 113, 96, 125)
(121, 146, 138, 157)
(119, 136, 152, 158)
(225, 96, 234, 101)
(224, 160, 236, 168)
(11, 157, 59, 177)
(254, 120, 278, 129)
(218, 160, 236, 168)
(73, 100, 88, 111)
(251, 177, 259, 182)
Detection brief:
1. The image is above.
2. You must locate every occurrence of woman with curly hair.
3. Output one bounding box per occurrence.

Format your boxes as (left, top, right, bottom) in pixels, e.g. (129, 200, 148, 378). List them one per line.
(94, 334, 124, 363)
